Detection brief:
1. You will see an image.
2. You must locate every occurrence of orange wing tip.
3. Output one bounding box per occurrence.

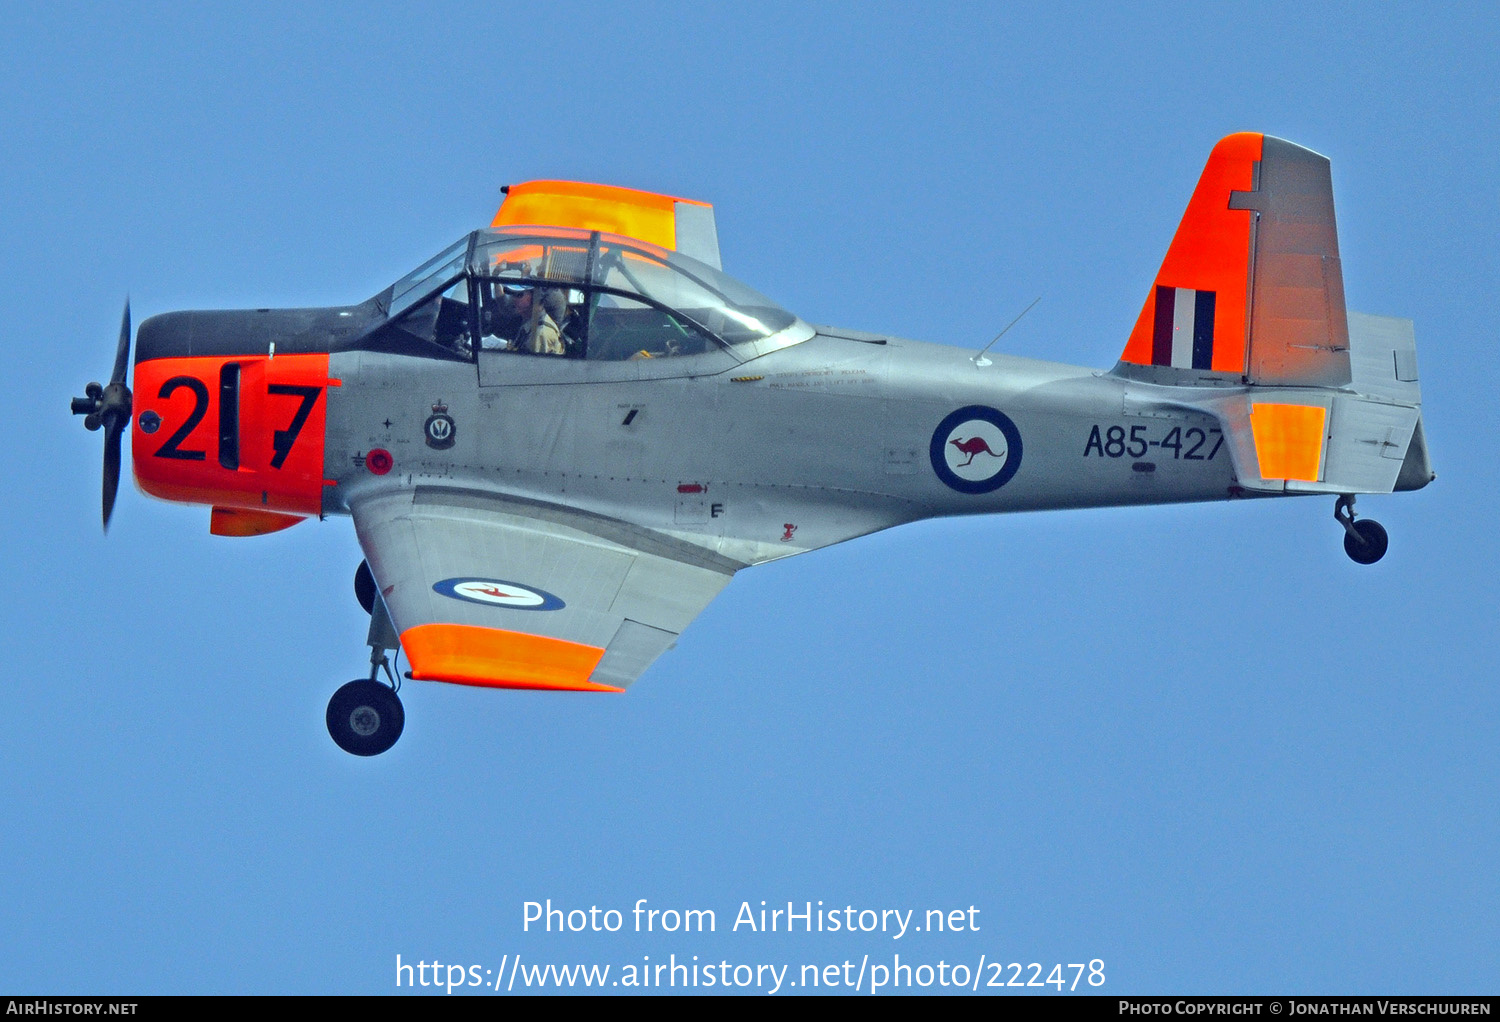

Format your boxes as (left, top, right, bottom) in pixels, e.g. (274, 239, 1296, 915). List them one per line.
(401, 623, 618, 693)
(492, 180, 710, 253)
(209, 506, 305, 537)
(1249, 403, 1327, 482)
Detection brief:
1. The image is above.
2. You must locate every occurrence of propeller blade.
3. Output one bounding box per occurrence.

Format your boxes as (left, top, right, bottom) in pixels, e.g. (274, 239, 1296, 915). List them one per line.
(110, 299, 132, 387)
(102, 417, 123, 531)
(75, 299, 134, 531)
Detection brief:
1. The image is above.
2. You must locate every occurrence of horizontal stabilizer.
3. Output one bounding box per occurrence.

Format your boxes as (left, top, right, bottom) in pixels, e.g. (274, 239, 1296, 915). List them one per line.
(1197, 388, 1421, 495)
(1348, 311, 1420, 404)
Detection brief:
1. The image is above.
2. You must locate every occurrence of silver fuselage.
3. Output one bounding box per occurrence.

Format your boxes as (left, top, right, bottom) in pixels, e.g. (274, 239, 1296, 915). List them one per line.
(327, 330, 1239, 568)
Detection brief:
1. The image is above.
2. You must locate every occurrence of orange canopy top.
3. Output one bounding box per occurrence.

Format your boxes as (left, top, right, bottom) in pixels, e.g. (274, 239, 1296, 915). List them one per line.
(492, 181, 720, 268)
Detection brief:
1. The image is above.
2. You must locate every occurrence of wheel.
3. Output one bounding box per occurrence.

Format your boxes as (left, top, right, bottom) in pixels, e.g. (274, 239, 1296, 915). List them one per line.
(354, 560, 376, 615)
(326, 679, 404, 756)
(1343, 519, 1388, 565)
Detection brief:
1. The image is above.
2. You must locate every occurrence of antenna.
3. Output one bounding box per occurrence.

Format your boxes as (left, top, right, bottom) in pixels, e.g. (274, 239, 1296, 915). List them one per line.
(972, 295, 1042, 367)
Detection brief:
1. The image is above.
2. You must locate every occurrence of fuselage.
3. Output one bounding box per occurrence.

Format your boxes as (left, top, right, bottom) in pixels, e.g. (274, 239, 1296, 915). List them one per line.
(132, 302, 1240, 566)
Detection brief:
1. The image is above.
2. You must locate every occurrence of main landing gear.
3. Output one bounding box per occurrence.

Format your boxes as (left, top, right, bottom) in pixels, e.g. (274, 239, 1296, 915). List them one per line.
(1335, 495, 1388, 565)
(326, 559, 405, 756)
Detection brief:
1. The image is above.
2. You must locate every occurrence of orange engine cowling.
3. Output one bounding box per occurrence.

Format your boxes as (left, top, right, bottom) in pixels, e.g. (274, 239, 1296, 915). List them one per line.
(132, 352, 337, 517)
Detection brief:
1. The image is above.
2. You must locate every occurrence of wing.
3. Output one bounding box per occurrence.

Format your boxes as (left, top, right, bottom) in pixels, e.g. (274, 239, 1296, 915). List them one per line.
(351, 487, 737, 692)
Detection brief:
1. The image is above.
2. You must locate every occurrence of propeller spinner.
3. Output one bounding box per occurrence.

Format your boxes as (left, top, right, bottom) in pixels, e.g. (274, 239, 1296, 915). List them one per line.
(70, 301, 134, 530)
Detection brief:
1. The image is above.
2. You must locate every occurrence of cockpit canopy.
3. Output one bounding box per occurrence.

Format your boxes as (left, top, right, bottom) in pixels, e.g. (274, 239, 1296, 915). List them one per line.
(383, 226, 809, 363)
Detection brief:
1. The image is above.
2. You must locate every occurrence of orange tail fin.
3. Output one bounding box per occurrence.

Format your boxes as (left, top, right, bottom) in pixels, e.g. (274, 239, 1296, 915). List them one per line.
(1117, 133, 1351, 388)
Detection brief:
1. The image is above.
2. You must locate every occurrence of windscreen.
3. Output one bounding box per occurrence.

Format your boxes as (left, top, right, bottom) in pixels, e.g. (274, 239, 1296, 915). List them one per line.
(387, 236, 470, 319)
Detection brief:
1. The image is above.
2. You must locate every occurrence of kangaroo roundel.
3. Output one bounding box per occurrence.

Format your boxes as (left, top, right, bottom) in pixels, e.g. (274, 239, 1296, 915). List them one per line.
(930, 405, 1023, 493)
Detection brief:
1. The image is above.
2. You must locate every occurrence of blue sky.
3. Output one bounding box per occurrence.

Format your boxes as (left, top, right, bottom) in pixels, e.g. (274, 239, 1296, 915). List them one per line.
(3, 1, 1496, 995)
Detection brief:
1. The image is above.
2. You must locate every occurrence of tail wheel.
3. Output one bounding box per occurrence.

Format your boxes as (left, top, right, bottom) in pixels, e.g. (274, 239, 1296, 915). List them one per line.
(1343, 519, 1388, 565)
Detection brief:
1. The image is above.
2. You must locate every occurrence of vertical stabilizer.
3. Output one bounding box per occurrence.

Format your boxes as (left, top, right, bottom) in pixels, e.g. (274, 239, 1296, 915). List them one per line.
(1116, 134, 1351, 388)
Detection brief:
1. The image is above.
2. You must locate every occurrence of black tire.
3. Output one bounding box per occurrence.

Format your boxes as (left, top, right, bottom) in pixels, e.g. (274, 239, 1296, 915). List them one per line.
(1343, 519, 1389, 565)
(354, 560, 376, 615)
(326, 679, 404, 756)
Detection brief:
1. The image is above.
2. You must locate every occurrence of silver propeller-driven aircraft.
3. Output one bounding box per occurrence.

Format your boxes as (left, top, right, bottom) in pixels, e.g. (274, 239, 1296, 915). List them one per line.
(71, 133, 1433, 755)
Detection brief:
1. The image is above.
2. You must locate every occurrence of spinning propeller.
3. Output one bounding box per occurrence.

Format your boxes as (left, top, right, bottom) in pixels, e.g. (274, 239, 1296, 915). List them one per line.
(70, 301, 134, 530)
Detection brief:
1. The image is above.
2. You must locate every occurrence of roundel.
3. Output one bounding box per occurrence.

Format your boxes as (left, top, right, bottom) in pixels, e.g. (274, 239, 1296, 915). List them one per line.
(929, 405, 1023, 494)
(432, 578, 565, 611)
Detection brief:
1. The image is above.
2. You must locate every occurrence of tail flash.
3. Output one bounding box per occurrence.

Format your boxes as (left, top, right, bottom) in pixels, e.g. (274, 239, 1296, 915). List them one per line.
(1119, 133, 1350, 388)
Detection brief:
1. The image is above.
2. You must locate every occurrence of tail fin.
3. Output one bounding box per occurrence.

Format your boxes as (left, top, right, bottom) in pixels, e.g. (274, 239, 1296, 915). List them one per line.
(1117, 133, 1350, 387)
(1114, 134, 1434, 495)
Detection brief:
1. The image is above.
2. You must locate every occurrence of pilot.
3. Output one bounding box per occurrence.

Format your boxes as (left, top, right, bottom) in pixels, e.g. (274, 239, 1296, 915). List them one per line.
(489, 282, 567, 356)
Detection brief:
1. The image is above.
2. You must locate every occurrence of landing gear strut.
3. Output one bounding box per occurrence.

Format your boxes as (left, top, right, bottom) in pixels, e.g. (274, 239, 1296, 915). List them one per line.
(326, 561, 405, 756)
(1335, 495, 1388, 565)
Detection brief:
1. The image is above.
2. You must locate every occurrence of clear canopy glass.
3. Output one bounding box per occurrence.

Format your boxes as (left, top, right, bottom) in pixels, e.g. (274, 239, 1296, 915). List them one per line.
(468, 227, 801, 349)
(387, 237, 468, 320)
(382, 227, 810, 364)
